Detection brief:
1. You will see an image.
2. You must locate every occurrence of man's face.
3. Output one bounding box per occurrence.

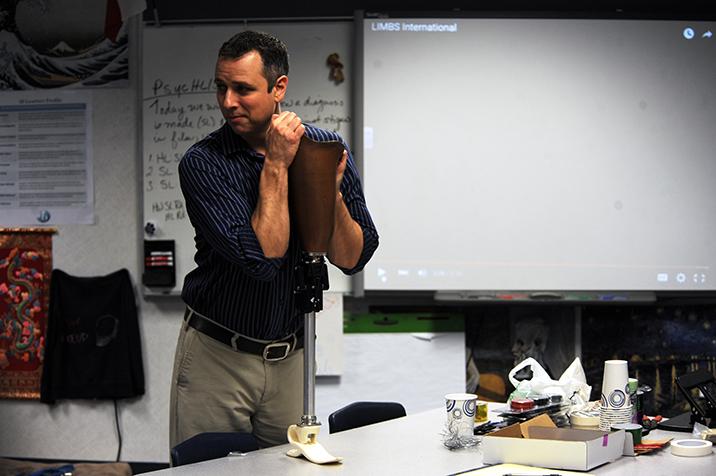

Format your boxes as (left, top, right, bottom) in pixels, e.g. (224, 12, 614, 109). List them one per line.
(214, 51, 284, 138)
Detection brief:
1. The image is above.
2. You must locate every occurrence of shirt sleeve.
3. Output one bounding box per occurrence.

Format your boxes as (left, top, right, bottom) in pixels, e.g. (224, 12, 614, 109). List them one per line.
(334, 141, 379, 275)
(179, 147, 284, 281)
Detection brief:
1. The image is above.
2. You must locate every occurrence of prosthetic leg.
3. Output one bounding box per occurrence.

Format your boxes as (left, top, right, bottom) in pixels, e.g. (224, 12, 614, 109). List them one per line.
(285, 136, 344, 464)
(286, 252, 342, 463)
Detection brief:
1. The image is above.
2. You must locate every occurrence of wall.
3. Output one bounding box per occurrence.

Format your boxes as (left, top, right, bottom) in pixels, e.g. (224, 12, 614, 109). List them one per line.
(0, 19, 168, 461)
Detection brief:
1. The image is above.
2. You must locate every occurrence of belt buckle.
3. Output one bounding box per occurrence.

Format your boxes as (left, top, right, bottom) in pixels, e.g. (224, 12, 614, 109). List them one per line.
(263, 342, 291, 361)
(230, 334, 241, 352)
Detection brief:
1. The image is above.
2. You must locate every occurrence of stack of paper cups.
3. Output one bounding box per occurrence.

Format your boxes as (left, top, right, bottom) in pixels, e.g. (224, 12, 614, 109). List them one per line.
(599, 360, 632, 431)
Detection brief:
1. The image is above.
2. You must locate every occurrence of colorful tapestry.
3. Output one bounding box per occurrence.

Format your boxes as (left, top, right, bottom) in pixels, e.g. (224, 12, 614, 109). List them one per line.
(0, 227, 55, 399)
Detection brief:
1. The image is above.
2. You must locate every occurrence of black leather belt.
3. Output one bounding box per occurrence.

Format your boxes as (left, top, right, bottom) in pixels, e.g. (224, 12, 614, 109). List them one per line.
(184, 308, 303, 361)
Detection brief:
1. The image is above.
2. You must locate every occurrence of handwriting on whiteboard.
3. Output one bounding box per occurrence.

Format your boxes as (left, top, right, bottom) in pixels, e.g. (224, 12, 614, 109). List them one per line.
(144, 79, 350, 225)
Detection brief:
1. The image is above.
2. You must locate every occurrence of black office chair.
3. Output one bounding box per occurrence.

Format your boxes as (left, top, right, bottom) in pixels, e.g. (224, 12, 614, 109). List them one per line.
(170, 432, 260, 467)
(328, 401, 407, 434)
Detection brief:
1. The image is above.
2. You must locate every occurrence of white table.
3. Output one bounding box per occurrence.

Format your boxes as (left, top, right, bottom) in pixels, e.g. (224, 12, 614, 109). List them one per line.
(145, 407, 715, 475)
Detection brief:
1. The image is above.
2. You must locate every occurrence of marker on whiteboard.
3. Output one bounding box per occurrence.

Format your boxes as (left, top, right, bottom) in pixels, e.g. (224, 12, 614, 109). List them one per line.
(528, 292, 564, 300)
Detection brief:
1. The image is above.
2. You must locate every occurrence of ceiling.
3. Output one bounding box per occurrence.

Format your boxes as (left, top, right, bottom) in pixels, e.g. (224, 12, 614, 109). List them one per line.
(143, 1, 714, 24)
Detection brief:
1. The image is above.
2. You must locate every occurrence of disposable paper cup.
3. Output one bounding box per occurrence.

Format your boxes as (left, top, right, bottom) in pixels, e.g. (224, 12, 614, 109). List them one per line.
(611, 422, 642, 445)
(599, 406, 633, 430)
(445, 393, 477, 439)
(601, 360, 629, 408)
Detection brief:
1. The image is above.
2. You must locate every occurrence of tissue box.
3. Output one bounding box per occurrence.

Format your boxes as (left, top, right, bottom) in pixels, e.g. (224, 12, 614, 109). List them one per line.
(482, 414, 625, 471)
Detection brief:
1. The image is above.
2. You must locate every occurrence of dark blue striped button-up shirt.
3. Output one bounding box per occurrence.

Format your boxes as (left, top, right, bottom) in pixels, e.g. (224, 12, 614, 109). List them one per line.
(179, 123, 378, 340)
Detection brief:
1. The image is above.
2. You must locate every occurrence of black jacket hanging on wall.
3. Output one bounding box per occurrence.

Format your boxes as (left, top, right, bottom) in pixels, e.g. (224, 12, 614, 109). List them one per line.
(40, 268, 145, 403)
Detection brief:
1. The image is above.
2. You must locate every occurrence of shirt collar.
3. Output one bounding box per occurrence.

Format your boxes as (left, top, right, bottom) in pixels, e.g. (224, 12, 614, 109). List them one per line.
(218, 123, 264, 160)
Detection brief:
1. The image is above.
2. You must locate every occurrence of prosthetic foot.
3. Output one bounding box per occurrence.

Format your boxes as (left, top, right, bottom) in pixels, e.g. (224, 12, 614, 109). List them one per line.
(286, 423, 342, 464)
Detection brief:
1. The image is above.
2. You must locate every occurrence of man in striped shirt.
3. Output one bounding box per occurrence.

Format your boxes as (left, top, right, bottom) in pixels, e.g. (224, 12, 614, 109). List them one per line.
(169, 30, 378, 451)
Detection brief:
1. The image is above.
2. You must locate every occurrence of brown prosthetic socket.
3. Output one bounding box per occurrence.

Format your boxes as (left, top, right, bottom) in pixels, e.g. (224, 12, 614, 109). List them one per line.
(288, 136, 344, 254)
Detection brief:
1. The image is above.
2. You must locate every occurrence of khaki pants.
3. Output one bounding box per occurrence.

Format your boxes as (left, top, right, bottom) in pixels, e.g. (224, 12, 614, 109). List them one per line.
(169, 319, 304, 452)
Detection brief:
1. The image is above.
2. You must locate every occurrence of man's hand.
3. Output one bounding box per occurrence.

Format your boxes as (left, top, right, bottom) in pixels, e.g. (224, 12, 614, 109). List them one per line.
(265, 111, 305, 168)
(329, 149, 363, 269)
(251, 111, 303, 259)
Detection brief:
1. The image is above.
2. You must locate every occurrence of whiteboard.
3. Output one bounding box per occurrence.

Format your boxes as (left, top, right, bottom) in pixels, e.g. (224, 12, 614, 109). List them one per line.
(141, 22, 353, 295)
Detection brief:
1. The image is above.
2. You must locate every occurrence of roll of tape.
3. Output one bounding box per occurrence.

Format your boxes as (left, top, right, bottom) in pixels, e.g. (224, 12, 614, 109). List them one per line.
(570, 411, 600, 427)
(670, 439, 713, 457)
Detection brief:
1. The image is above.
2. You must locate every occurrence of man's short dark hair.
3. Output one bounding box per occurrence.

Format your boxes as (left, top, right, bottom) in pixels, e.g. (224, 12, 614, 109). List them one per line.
(218, 30, 289, 92)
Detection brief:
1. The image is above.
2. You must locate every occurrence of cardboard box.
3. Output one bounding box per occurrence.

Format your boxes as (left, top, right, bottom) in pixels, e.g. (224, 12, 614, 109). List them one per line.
(482, 414, 626, 471)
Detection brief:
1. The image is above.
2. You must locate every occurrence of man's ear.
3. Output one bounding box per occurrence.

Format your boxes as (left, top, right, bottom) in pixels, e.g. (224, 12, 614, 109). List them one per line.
(273, 75, 288, 102)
